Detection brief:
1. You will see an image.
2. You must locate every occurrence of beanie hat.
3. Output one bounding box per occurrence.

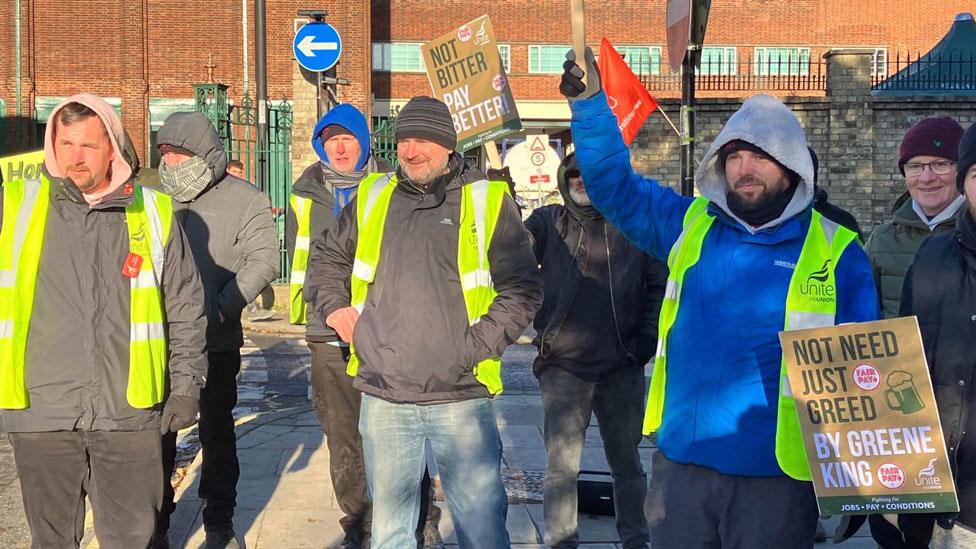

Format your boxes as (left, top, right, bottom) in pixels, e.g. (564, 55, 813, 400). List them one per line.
(717, 139, 801, 186)
(395, 96, 457, 151)
(957, 123, 976, 193)
(319, 124, 355, 142)
(898, 117, 964, 175)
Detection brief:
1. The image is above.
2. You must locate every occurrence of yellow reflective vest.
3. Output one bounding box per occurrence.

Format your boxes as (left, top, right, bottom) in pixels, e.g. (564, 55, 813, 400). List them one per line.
(345, 172, 509, 395)
(643, 196, 857, 480)
(289, 194, 312, 324)
(0, 176, 172, 409)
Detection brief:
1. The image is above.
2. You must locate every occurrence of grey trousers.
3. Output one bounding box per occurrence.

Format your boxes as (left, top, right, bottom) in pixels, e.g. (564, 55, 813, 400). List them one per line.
(645, 452, 819, 549)
(539, 365, 649, 549)
(9, 430, 163, 549)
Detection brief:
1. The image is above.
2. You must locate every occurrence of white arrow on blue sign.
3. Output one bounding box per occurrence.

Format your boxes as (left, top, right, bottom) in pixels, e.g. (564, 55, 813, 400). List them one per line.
(293, 22, 342, 72)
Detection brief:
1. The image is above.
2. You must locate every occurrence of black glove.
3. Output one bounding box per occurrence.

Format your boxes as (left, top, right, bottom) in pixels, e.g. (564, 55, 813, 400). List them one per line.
(559, 47, 602, 101)
(159, 394, 200, 435)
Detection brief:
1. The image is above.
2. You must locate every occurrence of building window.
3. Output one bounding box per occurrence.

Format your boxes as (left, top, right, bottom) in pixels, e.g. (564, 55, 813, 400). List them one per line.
(529, 44, 570, 74)
(754, 47, 810, 76)
(699, 47, 737, 75)
(614, 46, 661, 76)
(498, 44, 511, 73)
(372, 42, 425, 73)
(873, 48, 888, 79)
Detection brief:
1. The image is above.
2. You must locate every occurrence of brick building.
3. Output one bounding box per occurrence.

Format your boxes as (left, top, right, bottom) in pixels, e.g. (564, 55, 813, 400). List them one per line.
(0, 1, 972, 158)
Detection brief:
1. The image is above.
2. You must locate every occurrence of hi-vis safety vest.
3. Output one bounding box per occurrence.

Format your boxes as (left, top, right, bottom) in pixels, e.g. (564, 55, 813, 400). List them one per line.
(0, 176, 172, 409)
(643, 196, 857, 480)
(345, 173, 510, 394)
(289, 195, 312, 324)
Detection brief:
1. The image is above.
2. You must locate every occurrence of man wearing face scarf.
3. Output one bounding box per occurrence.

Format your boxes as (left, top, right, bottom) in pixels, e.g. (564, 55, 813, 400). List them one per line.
(153, 112, 280, 549)
(524, 152, 666, 548)
(0, 95, 207, 548)
(561, 51, 879, 547)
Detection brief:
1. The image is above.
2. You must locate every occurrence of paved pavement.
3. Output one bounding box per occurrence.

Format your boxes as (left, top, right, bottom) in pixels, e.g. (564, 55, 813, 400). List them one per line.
(0, 310, 879, 547)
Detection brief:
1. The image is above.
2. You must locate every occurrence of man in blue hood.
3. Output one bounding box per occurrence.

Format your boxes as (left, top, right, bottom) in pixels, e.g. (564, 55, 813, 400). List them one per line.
(290, 104, 442, 548)
(560, 50, 879, 547)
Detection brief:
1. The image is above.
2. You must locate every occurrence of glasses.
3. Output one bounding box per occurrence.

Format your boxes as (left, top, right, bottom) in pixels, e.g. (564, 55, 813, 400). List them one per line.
(904, 160, 955, 177)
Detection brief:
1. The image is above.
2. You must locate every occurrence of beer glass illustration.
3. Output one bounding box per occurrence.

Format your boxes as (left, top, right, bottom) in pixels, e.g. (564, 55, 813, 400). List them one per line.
(886, 371, 925, 415)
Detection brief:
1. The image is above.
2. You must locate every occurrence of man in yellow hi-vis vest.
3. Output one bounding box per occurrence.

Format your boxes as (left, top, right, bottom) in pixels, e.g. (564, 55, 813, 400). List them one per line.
(0, 94, 207, 548)
(308, 97, 542, 548)
(561, 52, 879, 548)
(287, 104, 441, 549)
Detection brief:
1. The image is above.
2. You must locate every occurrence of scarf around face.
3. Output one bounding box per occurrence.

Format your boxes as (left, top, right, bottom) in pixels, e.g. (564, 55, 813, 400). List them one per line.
(321, 161, 368, 217)
(158, 156, 214, 203)
(727, 177, 800, 227)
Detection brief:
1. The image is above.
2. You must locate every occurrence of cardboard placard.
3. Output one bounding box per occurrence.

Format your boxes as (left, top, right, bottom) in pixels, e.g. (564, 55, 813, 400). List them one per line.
(778, 316, 959, 515)
(1, 150, 44, 182)
(422, 15, 521, 152)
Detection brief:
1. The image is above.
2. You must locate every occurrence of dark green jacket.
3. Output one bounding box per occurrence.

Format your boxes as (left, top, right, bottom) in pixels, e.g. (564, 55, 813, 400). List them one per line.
(865, 199, 960, 318)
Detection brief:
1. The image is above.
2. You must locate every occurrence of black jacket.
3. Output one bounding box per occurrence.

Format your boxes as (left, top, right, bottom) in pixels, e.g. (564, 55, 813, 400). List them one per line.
(525, 155, 667, 381)
(901, 209, 976, 529)
(308, 155, 543, 403)
(814, 185, 863, 242)
(288, 156, 390, 341)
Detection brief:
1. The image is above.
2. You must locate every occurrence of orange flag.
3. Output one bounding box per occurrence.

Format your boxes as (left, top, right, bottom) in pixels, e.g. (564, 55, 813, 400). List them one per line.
(598, 37, 659, 145)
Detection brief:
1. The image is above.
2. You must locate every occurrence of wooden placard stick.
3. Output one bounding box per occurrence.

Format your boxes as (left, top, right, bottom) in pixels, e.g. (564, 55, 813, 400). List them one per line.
(484, 141, 503, 169)
(571, 0, 587, 86)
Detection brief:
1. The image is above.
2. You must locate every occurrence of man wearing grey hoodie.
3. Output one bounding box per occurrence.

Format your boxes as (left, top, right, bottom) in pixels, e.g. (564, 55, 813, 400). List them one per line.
(561, 51, 879, 547)
(153, 112, 280, 548)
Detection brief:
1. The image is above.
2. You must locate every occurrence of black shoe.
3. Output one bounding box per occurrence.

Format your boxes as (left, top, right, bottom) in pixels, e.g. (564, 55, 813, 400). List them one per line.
(205, 527, 241, 549)
(149, 531, 170, 549)
(338, 530, 366, 549)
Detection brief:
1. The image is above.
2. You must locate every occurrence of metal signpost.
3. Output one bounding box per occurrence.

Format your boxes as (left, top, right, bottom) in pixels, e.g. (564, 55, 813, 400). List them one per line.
(667, 0, 711, 196)
(294, 14, 344, 120)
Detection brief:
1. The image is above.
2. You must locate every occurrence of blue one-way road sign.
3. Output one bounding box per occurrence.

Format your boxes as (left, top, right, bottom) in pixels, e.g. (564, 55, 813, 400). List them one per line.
(293, 22, 342, 72)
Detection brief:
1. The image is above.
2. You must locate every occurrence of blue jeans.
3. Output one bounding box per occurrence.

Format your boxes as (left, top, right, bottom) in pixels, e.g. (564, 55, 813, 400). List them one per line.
(360, 394, 510, 549)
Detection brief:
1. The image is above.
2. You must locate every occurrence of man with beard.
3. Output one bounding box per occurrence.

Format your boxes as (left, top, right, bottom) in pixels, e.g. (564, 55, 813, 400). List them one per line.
(560, 50, 878, 547)
(293, 104, 443, 548)
(153, 112, 280, 548)
(310, 96, 542, 548)
(525, 152, 666, 549)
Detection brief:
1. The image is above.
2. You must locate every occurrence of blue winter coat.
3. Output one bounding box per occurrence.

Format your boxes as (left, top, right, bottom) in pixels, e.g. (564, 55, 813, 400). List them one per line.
(570, 91, 879, 476)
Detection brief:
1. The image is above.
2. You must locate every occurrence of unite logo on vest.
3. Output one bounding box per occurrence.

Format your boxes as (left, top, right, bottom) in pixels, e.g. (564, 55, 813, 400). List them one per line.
(799, 259, 836, 302)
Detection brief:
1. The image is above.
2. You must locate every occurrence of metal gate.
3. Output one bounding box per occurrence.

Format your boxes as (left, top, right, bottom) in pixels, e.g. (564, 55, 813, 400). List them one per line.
(196, 86, 293, 281)
(370, 107, 399, 169)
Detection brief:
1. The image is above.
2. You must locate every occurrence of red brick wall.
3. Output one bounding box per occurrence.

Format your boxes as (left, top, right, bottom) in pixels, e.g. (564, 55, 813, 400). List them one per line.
(0, 0, 972, 150)
(372, 0, 975, 100)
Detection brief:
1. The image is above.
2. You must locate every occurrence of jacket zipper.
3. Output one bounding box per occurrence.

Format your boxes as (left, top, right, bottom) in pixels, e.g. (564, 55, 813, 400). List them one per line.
(605, 222, 636, 363)
(539, 225, 584, 356)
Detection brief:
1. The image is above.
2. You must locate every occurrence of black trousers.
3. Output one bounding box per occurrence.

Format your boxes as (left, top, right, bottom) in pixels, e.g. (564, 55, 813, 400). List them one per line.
(160, 349, 241, 533)
(645, 452, 819, 549)
(9, 430, 163, 549)
(308, 341, 440, 542)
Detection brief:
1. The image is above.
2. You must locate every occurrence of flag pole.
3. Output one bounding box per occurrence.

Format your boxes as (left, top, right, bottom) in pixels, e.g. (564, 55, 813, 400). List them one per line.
(656, 105, 680, 137)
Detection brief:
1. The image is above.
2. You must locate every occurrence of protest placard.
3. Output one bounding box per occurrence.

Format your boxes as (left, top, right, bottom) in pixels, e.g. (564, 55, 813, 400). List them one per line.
(422, 15, 521, 152)
(779, 316, 959, 515)
(0, 150, 44, 182)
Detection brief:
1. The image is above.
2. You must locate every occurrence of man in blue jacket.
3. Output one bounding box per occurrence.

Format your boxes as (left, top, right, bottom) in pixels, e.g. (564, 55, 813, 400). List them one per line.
(560, 50, 879, 548)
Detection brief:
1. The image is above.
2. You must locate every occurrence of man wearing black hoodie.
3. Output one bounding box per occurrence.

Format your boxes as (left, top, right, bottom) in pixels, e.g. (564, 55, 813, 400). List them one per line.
(154, 112, 281, 549)
(524, 153, 666, 549)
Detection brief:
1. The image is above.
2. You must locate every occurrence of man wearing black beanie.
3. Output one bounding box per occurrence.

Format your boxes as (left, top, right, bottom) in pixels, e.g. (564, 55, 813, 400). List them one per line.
(308, 96, 542, 548)
(896, 123, 976, 548)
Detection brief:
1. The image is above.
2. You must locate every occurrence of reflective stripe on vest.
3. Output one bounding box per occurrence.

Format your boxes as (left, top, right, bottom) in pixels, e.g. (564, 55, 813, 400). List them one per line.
(345, 173, 509, 395)
(642, 196, 857, 480)
(289, 195, 313, 324)
(0, 177, 172, 409)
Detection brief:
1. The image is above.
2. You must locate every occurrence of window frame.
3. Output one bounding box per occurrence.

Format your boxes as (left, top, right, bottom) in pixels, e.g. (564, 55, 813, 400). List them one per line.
(698, 46, 738, 76)
(528, 44, 571, 74)
(371, 42, 426, 73)
(753, 47, 811, 76)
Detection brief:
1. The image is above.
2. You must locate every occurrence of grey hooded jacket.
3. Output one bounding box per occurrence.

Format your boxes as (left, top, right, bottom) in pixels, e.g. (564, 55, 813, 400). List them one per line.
(157, 112, 281, 351)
